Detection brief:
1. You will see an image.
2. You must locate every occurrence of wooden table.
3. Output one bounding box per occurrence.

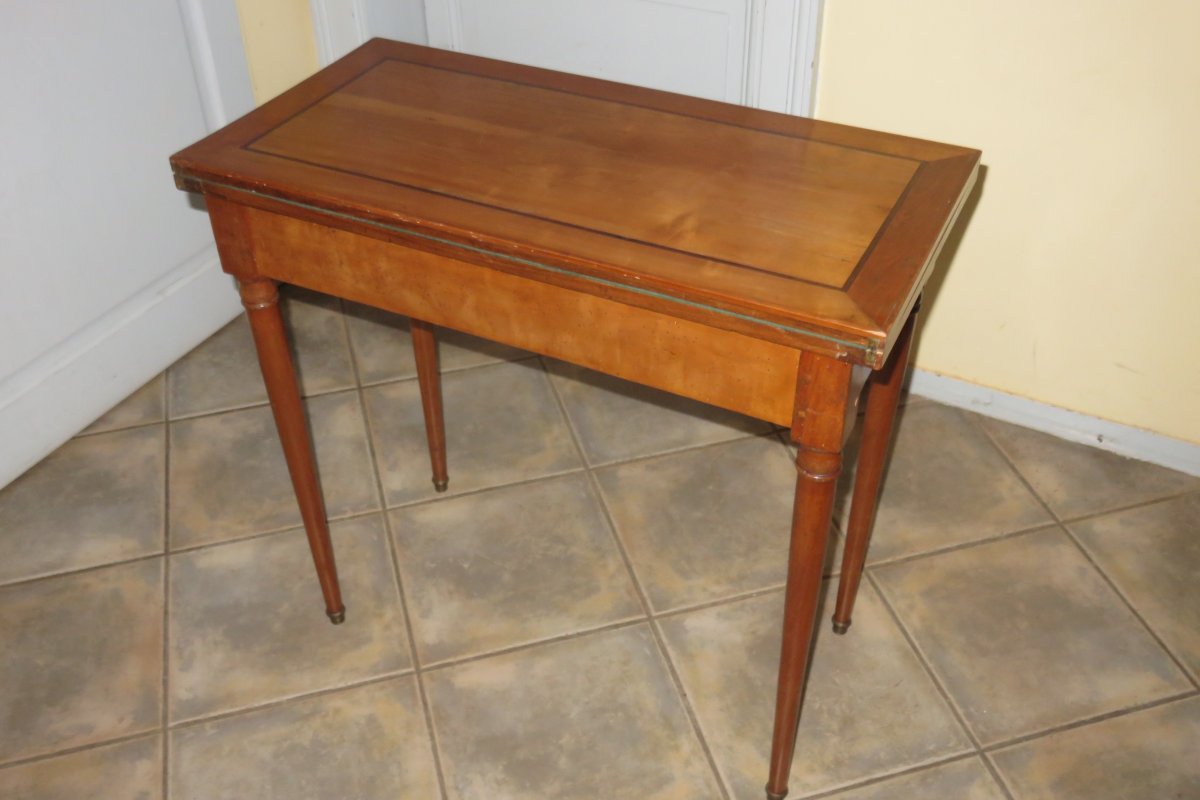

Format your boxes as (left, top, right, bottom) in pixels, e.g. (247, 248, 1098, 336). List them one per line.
(171, 39, 978, 799)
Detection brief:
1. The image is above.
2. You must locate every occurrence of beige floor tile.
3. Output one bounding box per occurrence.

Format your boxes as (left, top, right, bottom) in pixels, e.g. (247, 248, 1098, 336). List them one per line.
(0, 559, 163, 763)
(596, 436, 804, 612)
(168, 389, 378, 549)
(426, 625, 721, 799)
(169, 515, 410, 721)
(991, 696, 1200, 800)
(391, 474, 642, 664)
(365, 360, 582, 507)
(0, 735, 161, 800)
(875, 528, 1191, 745)
(545, 359, 772, 465)
(658, 584, 970, 799)
(171, 677, 438, 800)
(1070, 493, 1200, 678)
(0, 426, 164, 584)
(168, 289, 355, 418)
(822, 757, 1006, 800)
(344, 301, 529, 385)
(81, 374, 165, 435)
(981, 418, 1199, 519)
(834, 404, 1050, 565)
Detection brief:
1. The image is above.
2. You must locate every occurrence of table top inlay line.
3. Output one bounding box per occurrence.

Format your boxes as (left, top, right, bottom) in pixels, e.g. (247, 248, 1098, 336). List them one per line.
(171, 39, 980, 365)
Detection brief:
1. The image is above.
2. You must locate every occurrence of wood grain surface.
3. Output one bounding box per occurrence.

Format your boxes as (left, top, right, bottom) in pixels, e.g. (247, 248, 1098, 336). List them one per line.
(172, 39, 979, 367)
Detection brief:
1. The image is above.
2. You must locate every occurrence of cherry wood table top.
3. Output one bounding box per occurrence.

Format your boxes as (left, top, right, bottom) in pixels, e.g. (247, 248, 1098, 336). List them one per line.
(171, 39, 979, 370)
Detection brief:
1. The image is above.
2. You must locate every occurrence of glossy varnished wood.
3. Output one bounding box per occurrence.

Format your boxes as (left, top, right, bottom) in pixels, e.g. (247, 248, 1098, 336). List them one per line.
(233, 201, 802, 426)
(237, 278, 344, 623)
(174, 40, 980, 800)
(833, 304, 919, 634)
(173, 39, 979, 367)
(767, 351, 855, 800)
(410, 319, 448, 492)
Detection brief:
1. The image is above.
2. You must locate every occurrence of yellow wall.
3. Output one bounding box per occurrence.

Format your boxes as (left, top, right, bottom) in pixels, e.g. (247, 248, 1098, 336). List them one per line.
(234, 0, 319, 103)
(816, 2, 1200, 444)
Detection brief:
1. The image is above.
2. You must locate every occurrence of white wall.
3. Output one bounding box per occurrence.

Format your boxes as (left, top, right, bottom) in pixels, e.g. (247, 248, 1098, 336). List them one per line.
(0, 0, 255, 488)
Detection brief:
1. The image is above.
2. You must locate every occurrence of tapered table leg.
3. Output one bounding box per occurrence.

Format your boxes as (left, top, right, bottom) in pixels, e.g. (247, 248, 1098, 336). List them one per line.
(239, 279, 345, 624)
(766, 353, 854, 800)
(410, 318, 449, 492)
(831, 304, 918, 634)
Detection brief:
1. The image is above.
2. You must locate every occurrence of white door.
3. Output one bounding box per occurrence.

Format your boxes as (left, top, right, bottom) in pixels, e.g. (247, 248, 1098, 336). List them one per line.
(0, 1, 254, 486)
(313, 0, 822, 114)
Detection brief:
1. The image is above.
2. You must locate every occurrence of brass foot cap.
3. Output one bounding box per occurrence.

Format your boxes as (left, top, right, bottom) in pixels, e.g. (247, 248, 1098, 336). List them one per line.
(327, 608, 346, 625)
(832, 619, 850, 635)
(433, 478, 449, 493)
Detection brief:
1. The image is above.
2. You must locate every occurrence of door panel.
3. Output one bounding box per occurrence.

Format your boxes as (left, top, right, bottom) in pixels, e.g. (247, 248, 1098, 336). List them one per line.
(348, 0, 821, 112)
(430, 0, 748, 102)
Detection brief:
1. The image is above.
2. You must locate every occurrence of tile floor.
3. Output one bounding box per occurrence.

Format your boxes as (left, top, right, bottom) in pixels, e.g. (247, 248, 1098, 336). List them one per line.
(2, 289, 1198, 799)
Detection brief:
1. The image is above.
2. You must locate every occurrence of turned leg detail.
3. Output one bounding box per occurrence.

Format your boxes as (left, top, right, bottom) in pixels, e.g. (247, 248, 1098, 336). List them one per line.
(410, 318, 449, 492)
(831, 304, 918, 634)
(766, 353, 854, 800)
(239, 279, 345, 624)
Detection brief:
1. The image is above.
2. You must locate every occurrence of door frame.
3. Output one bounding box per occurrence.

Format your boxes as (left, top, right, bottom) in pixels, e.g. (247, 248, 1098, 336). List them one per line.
(310, 0, 824, 115)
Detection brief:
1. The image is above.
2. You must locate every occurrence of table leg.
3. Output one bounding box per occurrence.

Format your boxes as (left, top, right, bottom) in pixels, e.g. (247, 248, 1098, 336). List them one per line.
(831, 305, 918, 634)
(766, 353, 854, 800)
(410, 318, 449, 492)
(239, 278, 346, 624)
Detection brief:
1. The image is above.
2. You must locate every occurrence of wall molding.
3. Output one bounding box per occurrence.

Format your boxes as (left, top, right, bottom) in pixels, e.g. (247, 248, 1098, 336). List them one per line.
(413, 0, 822, 112)
(0, 251, 241, 488)
(177, 0, 255, 127)
(423, 0, 463, 49)
(909, 369, 1200, 477)
(743, 0, 822, 114)
(310, 0, 371, 65)
(0, 1, 253, 489)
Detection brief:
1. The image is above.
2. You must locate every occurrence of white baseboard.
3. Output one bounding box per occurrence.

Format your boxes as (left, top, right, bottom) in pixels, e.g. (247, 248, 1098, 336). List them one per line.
(0, 247, 241, 489)
(908, 369, 1200, 477)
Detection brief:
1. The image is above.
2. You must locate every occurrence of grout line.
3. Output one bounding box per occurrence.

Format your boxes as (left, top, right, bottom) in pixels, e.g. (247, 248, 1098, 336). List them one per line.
(0, 730, 163, 772)
(1053, 487, 1200, 525)
(588, 427, 785, 474)
(960, 407, 1059, 516)
(865, 571, 984, 752)
(538, 355, 653, 622)
(647, 617, 734, 800)
(972, 414, 1200, 690)
(381, 466, 589, 510)
(165, 383, 357, 424)
(346, 315, 449, 800)
(979, 689, 1200, 755)
(651, 583, 787, 621)
(161, 412, 172, 799)
(971, 411, 1200, 525)
(422, 617, 647, 675)
(167, 670, 416, 730)
(411, 584, 799, 678)
(0, 551, 168, 591)
(165, 507, 385, 556)
(73, 417, 165, 439)
(798, 753, 989, 800)
(859, 520, 1060, 573)
(1061, 523, 1200, 690)
(0, 500, 383, 595)
(355, 354, 542, 391)
(979, 753, 1017, 800)
(539, 357, 732, 800)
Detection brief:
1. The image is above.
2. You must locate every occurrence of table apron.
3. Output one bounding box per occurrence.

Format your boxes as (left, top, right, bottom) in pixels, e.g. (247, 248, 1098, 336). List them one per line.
(223, 202, 802, 427)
